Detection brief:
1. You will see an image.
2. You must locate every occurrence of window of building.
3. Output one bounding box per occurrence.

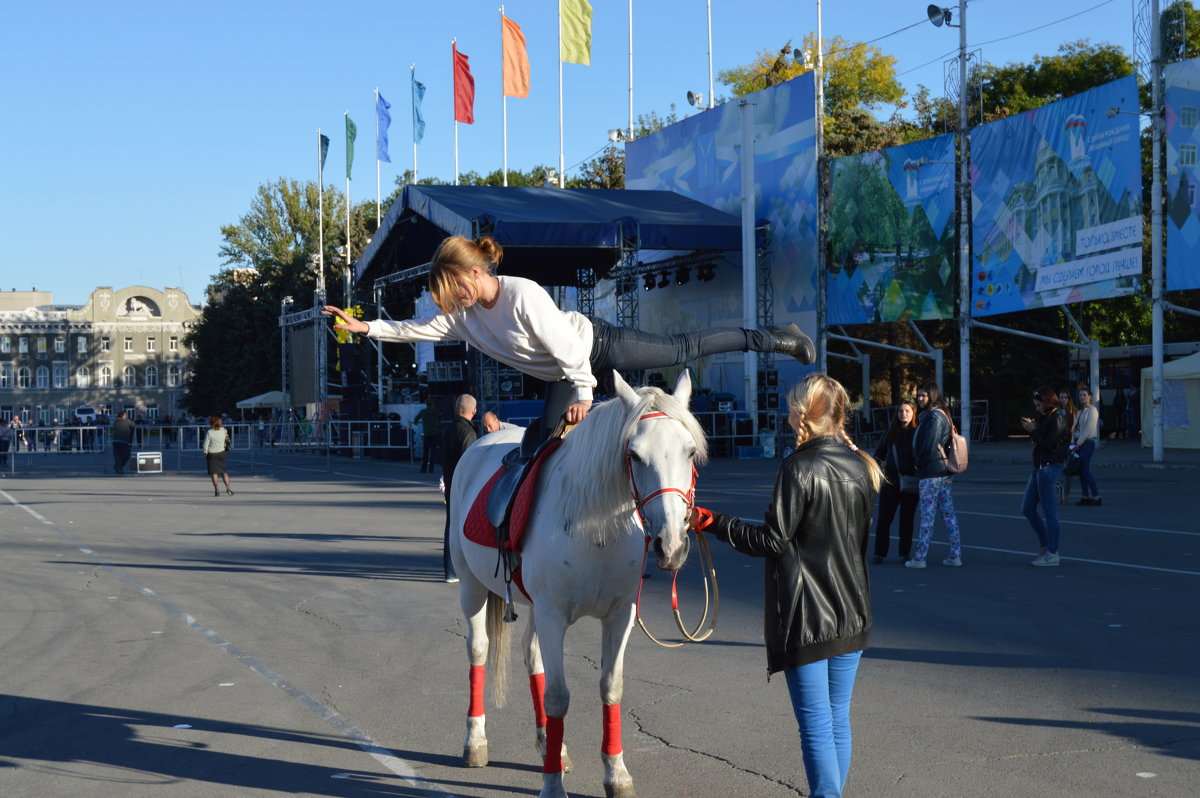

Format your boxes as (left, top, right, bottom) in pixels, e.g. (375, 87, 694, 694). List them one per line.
(98, 365, 112, 387)
(1182, 143, 1198, 168)
(54, 336, 65, 353)
(36, 366, 50, 389)
(100, 337, 110, 352)
(0, 364, 10, 389)
(55, 407, 68, 424)
(36, 407, 49, 425)
(146, 405, 158, 420)
(122, 365, 136, 387)
(146, 337, 156, 353)
(1183, 106, 1199, 128)
(167, 364, 182, 387)
(75, 367, 90, 388)
(169, 336, 179, 351)
(52, 364, 67, 389)
(123, 337, 133, 353)
(37, 337, 47, 353)
(77, 336, 87, 354)
(0, 337, 9, 353)
(144, 365, 159, 387)
(18, 338, 28, 354)
(16, 367, 31, 388)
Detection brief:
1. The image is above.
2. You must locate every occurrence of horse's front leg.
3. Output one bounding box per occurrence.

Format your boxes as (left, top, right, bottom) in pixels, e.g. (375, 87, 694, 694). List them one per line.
(535, 610, 571, 798)
(599, 602, 638, 798)
(461, 579, 490, 768)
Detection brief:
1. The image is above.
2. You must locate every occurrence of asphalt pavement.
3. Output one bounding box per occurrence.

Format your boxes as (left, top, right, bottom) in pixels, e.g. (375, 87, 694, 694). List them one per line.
(0, 439, 1196, 797)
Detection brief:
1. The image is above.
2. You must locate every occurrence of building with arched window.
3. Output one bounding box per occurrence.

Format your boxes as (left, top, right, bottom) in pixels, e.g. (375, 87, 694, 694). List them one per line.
(0, 286, 200, 424)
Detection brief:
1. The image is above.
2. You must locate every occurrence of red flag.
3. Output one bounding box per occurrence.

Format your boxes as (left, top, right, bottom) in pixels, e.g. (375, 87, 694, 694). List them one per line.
(453, 42, 475, 124)
(501, 15, 530, 98)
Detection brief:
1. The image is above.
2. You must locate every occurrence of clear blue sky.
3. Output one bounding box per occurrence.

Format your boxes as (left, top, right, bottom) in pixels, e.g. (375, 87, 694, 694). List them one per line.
(0, 0, 1130, 307)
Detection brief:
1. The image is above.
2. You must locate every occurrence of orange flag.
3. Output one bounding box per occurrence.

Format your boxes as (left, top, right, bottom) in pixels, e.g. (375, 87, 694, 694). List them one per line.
(501, 14, 530, 98)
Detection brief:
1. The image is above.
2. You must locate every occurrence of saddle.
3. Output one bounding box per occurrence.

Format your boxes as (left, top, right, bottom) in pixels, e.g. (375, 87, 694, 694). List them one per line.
(463, 435, 565, 555)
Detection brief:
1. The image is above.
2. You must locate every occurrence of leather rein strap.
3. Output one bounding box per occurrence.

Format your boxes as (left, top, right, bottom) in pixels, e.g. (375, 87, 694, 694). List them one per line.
(627, 411, 719, 648)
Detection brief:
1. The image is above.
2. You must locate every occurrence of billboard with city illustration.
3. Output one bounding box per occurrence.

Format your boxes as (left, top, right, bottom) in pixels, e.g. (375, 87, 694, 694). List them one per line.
(827, 133, 957, 324)
(1166, 56, 1200, 292)
(969, 75, 1142, 316)
(626, 72, 817, 397)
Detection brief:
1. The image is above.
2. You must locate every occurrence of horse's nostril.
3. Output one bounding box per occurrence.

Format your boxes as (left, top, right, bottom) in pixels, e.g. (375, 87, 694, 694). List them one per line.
(653, 537, 665, 558)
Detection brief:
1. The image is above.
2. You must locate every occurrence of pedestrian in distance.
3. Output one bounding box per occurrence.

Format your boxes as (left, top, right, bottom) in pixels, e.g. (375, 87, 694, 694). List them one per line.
(871, 398, 919, 564)
(1112, 387, 1128, 439)
(1057, 388, 1078, 503)
(690, 374, 881, 798)
(0, 418, 11, 467)
(413, 399, 441, 473)
(1072, 385, 1103, 506)
(323, 235, 815, 462)
(202, 416, 234, 497)
(907, 383, 964, 568)
(480, 410, 514, 434)
(1020, 386, 1072, 566)
(111, 411, 135, 475)
(440, 394, 478, 584)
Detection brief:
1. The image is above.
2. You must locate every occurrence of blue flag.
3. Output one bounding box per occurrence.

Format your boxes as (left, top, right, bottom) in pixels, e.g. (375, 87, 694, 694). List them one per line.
(319, 133, 330, 172)
(412, 74, 426, 144)
(376, 91, 392, 163)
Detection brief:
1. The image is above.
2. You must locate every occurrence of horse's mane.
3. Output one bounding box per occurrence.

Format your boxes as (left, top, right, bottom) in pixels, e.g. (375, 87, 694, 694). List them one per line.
(551, 385, 708, 546)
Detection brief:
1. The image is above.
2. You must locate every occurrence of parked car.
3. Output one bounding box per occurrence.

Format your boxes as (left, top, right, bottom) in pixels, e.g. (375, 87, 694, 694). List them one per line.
(74, 406, 97, 424)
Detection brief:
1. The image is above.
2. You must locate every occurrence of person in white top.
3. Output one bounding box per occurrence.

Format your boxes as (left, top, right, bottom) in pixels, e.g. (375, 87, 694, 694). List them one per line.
(323, 235, 815, 458)
(1070, 385, 1102, 506)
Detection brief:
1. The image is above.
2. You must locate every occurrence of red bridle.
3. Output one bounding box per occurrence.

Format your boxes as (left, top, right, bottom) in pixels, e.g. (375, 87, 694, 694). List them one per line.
(624, 411, 697, 529)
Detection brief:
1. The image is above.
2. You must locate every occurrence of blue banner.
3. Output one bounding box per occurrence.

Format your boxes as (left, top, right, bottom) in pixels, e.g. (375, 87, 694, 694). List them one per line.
(969, 75, 1142, 316)
(376, 91, 392, 163)
(1166, 57, 1200, 291)
(412, 74, 426, 144)
(828, 133, 957, 323)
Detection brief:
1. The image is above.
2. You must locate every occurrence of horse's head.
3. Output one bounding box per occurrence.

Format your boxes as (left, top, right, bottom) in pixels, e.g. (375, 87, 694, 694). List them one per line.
(614, 371, 708, 572)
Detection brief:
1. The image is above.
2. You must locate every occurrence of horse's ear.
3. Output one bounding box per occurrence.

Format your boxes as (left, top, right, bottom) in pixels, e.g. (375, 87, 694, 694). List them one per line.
(672, 369, 693, 407)
(613, 370, 639, 408)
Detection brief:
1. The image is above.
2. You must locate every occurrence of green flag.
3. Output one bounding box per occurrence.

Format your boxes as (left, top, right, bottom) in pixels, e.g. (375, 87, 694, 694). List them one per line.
(559, 0, 592, 65)
(345, 115, 357, 179)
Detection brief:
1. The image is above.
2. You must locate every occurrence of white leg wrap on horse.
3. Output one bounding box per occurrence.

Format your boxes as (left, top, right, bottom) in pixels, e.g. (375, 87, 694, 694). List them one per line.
(463, 715, 488, 768)
(603, 753, 637, 798)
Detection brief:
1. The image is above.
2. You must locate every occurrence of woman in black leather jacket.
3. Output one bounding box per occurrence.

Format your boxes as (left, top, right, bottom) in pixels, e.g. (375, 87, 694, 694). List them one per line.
(690, 374, 881, 798)
(1020, 386, 1072, 566)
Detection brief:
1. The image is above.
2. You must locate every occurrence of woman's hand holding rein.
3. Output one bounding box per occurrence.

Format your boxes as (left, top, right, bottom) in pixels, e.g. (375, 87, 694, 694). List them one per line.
(322, 306, 369, 335)
(565, 400, 592, 425)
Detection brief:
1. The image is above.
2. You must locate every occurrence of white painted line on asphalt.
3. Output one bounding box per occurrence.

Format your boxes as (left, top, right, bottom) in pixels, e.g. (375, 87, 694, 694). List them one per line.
(0, 487, 458, 798)
(955, 510, 1200, 538)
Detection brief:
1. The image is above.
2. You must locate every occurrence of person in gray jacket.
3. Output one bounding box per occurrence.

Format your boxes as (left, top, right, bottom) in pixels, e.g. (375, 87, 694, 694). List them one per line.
(111, 411, 135, 475)
(690, 374, 881, 798)
(906, 383, 963, 568)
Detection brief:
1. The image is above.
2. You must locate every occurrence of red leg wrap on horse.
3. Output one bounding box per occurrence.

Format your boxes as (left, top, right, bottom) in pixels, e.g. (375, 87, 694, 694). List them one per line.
(542, 716, 565, 773)
(602, 703, 623, 756)
(529, 672, 547, 729)
(468, 665, 485, 718)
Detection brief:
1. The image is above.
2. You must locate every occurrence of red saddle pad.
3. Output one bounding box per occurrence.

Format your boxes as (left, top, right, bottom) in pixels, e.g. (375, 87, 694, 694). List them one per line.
(462, 438, 564, 551)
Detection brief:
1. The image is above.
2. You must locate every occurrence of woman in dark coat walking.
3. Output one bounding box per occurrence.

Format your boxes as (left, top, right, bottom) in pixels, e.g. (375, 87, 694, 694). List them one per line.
(871, 398, 919, 563)
(1020, 386, 1071, 566)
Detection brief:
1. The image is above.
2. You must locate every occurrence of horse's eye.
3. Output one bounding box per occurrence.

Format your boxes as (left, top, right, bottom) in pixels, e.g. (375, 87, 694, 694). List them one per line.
(687, 448, 697, 460)
(629, 450, 643, 464)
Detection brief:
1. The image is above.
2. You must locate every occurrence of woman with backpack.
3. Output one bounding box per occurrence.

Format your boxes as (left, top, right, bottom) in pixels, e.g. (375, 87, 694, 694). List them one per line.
(1020, 386, 1072, 566)
(906, 382, 963, 568)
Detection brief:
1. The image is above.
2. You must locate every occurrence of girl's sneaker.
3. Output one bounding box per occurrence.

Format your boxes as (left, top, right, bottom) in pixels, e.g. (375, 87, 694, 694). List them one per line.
(942, 556, 962, 567)
(1031, 552, 1061, 567)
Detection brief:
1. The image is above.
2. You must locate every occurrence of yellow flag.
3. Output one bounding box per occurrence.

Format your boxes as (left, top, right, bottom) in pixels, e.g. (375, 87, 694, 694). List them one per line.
(559, 0, 592, 65)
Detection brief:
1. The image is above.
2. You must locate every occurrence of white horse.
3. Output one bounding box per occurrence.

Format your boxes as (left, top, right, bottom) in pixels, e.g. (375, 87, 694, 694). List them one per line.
(448, 371, 707, 798)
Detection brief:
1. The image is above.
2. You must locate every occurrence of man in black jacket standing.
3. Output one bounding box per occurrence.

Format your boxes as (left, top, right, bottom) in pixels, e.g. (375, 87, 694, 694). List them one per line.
(440, 394, 477, 583)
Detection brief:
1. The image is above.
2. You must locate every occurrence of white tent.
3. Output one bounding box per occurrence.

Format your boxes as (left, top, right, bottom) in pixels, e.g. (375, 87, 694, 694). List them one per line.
(1140, 350, 1200, 449)
(235, 390, 290, 410)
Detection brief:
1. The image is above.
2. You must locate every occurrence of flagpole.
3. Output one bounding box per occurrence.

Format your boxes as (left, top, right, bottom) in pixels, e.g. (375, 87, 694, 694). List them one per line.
(317, 128, 325, 296)
(453, 39, 460, 186)
(375, 88, 382, 228)
(501, 6, 508, 187)
(558, 1, 565, 188)
(628, 0, 634, 139)
(411, 64, 419, 184)
(345, 110, 352, 304)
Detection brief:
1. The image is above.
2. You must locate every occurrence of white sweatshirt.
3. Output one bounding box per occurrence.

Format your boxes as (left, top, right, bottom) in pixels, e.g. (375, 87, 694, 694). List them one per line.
(365, 276, 596, 402)
(1073, 405, 1099, 445)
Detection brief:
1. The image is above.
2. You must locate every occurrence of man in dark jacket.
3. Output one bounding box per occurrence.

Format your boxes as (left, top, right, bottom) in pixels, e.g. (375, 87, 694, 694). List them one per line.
(111, 411, 135, 475)
(440, 394, 477, 583)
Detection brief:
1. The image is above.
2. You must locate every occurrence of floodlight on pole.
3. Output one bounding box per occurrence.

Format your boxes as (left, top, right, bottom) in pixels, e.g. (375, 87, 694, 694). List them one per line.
(927, 4, 954, 27)
(687, 90, 704, 108)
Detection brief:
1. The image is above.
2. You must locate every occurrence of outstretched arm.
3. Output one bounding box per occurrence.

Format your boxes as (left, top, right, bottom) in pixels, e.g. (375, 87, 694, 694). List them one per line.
(322, 305, 369, 335)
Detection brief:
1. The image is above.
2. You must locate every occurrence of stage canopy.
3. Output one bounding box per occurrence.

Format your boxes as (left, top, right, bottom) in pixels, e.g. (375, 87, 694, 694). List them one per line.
(354, 184, 743, 287)
(235, 390, 291, 410)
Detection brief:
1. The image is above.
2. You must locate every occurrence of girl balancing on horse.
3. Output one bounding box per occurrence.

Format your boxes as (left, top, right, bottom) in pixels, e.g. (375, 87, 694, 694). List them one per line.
(691, 374, 881, 798)
(323, 235, 815, 456)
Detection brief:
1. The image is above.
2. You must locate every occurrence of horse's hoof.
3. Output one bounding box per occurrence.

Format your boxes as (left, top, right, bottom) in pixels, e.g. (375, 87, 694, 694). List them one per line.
(605, 782, 637, 798)
(463, 743, 488, 768)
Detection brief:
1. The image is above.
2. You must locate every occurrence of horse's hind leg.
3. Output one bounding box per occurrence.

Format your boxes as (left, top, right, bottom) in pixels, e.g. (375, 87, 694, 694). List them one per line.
(599, 606, 638, 798)
(535, 611, 571, 798)
(524, 609, 572, 772)
(460, 576, 489, 768)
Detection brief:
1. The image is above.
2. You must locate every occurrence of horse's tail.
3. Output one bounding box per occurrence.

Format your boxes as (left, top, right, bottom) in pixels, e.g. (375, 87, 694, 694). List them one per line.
(485, 591, 511, 707)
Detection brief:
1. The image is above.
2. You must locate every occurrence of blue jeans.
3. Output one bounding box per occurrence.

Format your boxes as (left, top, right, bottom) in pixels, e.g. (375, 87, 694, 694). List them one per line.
(1022, 464, 1063, 553)
(784, 651, 863, 798)
(1077, 439, 1099, 498)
